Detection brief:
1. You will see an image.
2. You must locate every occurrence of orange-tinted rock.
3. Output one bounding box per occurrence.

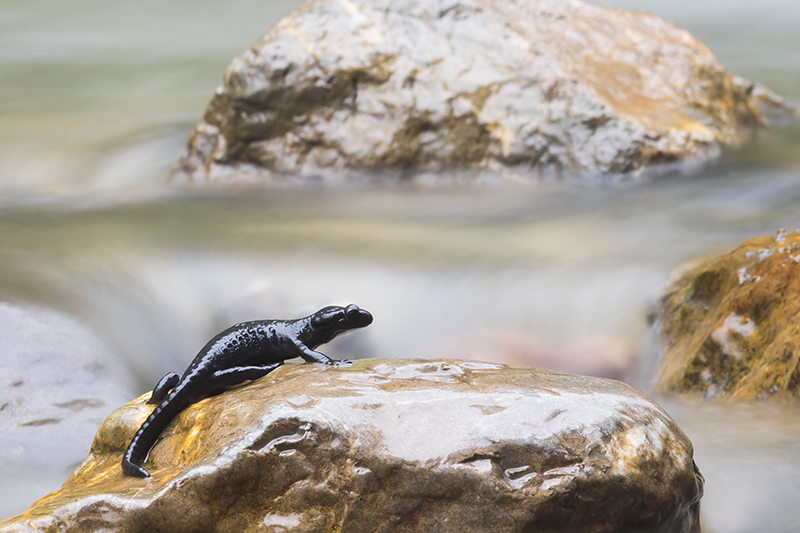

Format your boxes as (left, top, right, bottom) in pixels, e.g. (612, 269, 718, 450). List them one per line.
(655, 230, 800, 400)
(1, 359, 703, 532)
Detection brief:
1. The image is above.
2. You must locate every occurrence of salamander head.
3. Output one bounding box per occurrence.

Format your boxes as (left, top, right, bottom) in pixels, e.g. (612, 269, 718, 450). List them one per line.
(308, 304, 373, 345)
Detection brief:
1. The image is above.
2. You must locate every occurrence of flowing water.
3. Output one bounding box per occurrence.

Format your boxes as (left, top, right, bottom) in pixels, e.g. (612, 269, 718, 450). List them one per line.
(1, 0, 799, 530)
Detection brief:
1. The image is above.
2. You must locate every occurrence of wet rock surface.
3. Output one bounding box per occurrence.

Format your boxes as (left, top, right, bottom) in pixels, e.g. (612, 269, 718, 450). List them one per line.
(171, 0, 796, 185)
(2, 359, 702, 533)
(655, 230, 800, 400)
(0, 303, 137, 520)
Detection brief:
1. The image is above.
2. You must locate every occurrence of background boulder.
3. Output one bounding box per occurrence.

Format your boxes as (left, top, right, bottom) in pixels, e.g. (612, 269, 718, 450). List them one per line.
(172, 0, 797, 184)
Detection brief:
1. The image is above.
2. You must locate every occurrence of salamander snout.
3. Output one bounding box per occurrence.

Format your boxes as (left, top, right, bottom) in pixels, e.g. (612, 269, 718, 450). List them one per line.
(345, 304, 373, 327)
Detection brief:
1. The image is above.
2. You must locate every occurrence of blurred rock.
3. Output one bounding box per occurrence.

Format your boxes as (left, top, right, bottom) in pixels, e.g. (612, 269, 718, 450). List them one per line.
(0, 303, 137, 520)
(448, 330, 638, 381)
(2, 359, 702, 533)
(732, 76, 800, 127)
(655, 229, 800, 400)
(171, 0, 797, 185)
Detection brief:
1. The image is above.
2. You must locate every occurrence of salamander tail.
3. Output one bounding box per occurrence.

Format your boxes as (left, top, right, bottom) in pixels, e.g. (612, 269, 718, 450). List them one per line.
(121, 457, 151, 478)
(121, 386, 192, 478)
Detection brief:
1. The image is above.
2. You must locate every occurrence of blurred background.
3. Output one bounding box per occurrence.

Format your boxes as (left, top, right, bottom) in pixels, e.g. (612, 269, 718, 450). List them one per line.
(0, 0, 799, 530)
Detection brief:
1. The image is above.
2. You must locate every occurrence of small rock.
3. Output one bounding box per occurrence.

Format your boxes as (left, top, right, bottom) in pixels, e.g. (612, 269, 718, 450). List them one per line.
(1, 359, 702, 533)
(655, 230, 800, 400)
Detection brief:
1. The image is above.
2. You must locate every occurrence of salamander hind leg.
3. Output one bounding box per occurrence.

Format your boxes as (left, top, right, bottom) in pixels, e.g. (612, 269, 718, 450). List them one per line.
(147, 372, 181, 405)
(212, 363, 282, 386)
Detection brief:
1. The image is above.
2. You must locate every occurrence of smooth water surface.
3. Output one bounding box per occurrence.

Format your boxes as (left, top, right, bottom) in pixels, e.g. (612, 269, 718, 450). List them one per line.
(0, 0, 799, 530)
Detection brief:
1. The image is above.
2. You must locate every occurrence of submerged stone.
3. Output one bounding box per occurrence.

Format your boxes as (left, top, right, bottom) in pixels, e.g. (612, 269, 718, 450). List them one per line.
(1, 359, 702, 532)
(171, 0, 797, 185)
(655, 230, 800, 400)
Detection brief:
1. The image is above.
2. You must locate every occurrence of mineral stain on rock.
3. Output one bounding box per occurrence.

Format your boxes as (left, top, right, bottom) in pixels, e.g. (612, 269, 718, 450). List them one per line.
(656, 230, 800, 400)
(54, 400, 106, 412)
(19, 418, 62, 427)
(1, 359, 702, 533)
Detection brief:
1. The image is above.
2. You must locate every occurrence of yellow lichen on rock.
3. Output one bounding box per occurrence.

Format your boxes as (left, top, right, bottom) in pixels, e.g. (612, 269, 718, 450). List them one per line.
(655, 230, 800, 400)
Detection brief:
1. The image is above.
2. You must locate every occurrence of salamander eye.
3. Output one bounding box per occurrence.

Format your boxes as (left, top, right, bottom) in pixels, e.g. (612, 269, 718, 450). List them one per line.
(345, 305, 360, 320)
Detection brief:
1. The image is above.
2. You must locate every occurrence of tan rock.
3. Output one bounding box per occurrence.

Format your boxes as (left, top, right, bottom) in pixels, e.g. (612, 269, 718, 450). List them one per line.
(171, 0, 797, 185)
(1, 359, 702, 533)
(655, 230, 800, 400)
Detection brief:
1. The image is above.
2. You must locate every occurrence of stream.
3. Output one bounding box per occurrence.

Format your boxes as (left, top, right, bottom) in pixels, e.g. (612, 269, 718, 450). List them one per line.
(1, 0, 799, 530)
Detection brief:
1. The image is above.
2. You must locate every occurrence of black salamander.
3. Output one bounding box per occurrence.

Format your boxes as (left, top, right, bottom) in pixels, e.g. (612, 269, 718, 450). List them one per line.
(121, 304, 373, 478)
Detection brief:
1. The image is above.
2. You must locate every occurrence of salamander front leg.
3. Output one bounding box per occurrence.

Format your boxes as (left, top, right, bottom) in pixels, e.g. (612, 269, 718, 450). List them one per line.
(298, 344, 351, 365)
(147, 372, 181, 405)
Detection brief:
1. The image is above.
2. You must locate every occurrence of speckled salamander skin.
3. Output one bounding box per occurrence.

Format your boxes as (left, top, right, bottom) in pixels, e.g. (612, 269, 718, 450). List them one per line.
(121, 304, 373, 478)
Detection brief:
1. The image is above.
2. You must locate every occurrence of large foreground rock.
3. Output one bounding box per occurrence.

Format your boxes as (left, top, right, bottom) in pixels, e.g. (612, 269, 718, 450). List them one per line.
(171, 0, 796, 185)
(655, 230, 800, 400)
(1, 359, 702, 533)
